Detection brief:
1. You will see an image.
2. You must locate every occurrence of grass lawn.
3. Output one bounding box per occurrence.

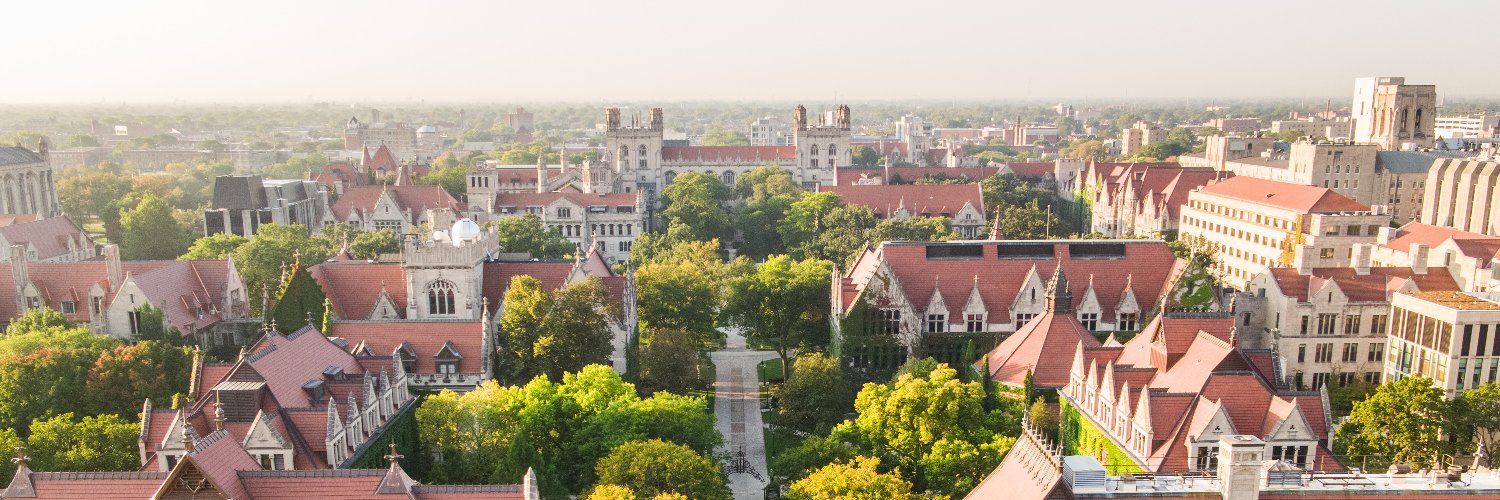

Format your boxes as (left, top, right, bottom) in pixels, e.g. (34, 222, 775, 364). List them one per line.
(758, 358, 786, 383)
(1176, 270, 1217, 308)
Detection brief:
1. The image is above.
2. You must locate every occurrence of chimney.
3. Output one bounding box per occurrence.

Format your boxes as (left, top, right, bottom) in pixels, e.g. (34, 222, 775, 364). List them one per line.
(1410, 243, 1429, 275)
(1350, 244, 1372, 276)
(10, 245, 29, 311)
(1293, 244, 1315, 276)
(103, 244, 124, 290)
(1217, 435, 1265, 500)
(581, 160, 594, 194)
(1376, 226, 1394, 245)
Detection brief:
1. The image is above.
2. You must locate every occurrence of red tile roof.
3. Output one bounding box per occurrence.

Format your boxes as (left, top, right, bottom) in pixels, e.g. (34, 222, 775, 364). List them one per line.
(1267, 267, 1460, 302)
(0, 259, 236, 333)
(0, 216, 91, 261)
(480, 261, 576, 314)
(365, 144, 400, 174)
(660, 146, 795, 162)
(25, 472, 168, 498)
(964, 430, 1064, 500)
(819, 183, 984, 219)
(329, 185, 460, 223)
(1382, 222, 1500, 266)
(314, 162, 367, 190)
(330, 321, 486, 376)
(985, 312, 1101, 388)
(835, 165, 1005, 186)
(1088, 164, 1227, 220)
(311, 262, 406, 320)
(0, 214, 39, 226)
(244, 326, 366, 409)
(1003, 162, 1054, 178)
(1198, 176, 1370, 213)
(186, 429, 260, 499)
(847, 241, 1178, 325)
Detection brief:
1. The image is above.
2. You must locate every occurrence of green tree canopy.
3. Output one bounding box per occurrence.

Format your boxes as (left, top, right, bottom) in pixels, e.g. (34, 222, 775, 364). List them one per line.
(231, 223, 330, 312)
(724, 255, 831, 375)
(497, 276, 617, 382)
(870, 216, 957, 243)
(24, 412, 138, 473)
(849, 145, 881, 167)
(777, 353, 852, 434)
(350, 228, 400, 259)
(488, 214, 576, 259)
(635, 262, 722, 349)
(659, 172, 731, 242)
(57, 165, 132, 241)
(1338, 376, 1449, 467)
(701, 128, 749, 146)
(120, 194, 194, 260)
(416, 366, 719, 496)
(420, 155, 471, 200)
(788, 456, 915, 500)
(637, 328, 708, 396)
(3, 308, 74, 337)
(180, 233, 250, 260)
(593, 439, 730, 500)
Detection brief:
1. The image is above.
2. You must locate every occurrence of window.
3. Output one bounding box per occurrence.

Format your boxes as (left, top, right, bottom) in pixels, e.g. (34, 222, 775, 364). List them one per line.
(1080, 312, 1099, 331)
(1344, 315, 1361, 335)
(1194, 446, 1218, 471)
(925, 314, 947, 333)
(128, 310, 142, 335)
(1371, 314, 1387, 334)
(638, 145, 646, 156)
(722, 171, 735, 186)
(1119, 313, 1139, 331)
(437, 361, 457, 375)
(619, 241, 632, 252)
(827, 144, 836, 155)
(165, 455, 179, 470)
(1314, 343, 1334, 363)
(60, 301, 76, 315)
(1297, 344, 1306, 363)
(1014, 313, 1036, 329)
(810, 159, 818, 168)
(966, 314, 985, 333)
(1320, 248, 1335, 258)
(426, 280, 458, 316)
(1364, 372, 1381, 384)
(1463, 325, 1474, 356)
(1311, 372, 1329, 390)
(259, 454, 285, 470)
(880, 309, 902, 335)
(1318, 314, 1337, 335)
(809, 144, 819, 155)
(1342, 342, 1358, 362)
(1300, 316, 1309, 335)
(1337, 372, 1356, 386)
(556, 207, 571, 218)
(620, 145, 629, 158)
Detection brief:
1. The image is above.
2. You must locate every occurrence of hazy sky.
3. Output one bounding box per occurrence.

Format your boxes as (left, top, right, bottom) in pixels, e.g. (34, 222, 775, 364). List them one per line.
(5, 0, 1496, 103)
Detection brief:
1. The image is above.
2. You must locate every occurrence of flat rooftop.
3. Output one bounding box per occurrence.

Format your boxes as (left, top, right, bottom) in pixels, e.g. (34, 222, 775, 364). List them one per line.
(1070, 470, 1500, 497)
(1409, 291, 1500, 311)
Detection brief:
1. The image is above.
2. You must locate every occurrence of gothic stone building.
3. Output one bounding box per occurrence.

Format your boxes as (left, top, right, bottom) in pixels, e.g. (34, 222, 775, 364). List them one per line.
(0, 142, 60, 218)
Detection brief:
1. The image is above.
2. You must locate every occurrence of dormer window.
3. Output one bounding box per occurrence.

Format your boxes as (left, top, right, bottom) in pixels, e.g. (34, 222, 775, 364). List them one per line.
(924, 313, 946, 333)
(395, 343, 417, 373)
(435, 341, 462, 376)
(60, 301, 76, 315)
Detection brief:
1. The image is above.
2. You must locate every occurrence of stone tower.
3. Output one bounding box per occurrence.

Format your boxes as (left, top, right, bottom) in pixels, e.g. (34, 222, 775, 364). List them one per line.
(791, 105, 851, 189)
(604, 107, 664, 199)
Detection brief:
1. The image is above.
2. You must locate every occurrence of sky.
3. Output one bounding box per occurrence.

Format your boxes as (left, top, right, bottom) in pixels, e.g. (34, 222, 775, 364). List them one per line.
(4, 0, 1497, 103)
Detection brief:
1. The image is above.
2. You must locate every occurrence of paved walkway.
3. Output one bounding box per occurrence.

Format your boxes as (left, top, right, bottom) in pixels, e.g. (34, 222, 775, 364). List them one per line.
(712, 328, 778, 500)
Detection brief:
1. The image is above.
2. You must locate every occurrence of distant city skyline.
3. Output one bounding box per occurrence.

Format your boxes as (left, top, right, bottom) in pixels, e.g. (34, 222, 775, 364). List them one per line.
(6, 0, 1499, 103)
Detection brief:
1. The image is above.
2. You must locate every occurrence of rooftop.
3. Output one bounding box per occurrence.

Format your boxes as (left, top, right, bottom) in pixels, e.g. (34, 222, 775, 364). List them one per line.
(1408, 291, 1500, 311)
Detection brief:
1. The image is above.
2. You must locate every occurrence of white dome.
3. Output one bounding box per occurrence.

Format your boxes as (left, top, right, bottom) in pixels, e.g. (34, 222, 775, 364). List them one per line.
(450, 218, 481, 245)
(416, 125, 437, 134)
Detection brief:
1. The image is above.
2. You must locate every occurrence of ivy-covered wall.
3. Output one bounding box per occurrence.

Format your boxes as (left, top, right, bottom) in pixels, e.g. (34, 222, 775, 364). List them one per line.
(1060, 399, 1144, 475)
(347, 397, 431, 479)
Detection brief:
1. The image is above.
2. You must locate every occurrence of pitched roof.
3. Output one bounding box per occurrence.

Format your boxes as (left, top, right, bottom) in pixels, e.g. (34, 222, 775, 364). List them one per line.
(1375, 150, 1466, 173)
(1267, 266, 1460, 302)
(964, 428, 1064, 500)
(329, 185, 459, 222)
(819, 183, 984, 219)
(311, 262, 407, 320)
(244, 326, 365, 409)
(0, 146, 43, 166)
(365, 144, 400, 173)
(985, 312, 1102, 388)
(1382, 222, 1500, 266)
(0, 214, 38, 226)
(0, 216, 90, 261)
(660, 145, 795, 162)
(331, 321, 486, 375)
(480, 260, 576, 314)
(1197, 176, 1369, 213)
(847, 240, 1178, 324)
(493, 191, 638, 209)
(0, 259, 236, 333)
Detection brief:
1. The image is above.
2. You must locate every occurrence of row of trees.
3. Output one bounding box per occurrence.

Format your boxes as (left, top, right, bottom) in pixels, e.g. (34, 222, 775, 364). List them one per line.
(1336, 377, 1500, 468)
(416, 365, 721, 497)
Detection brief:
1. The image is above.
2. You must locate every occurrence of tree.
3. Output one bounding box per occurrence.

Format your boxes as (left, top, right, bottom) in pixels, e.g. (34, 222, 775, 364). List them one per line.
(488, 214, 575, 259)
(870, 217, 957, 243)
(1000, 200, 1062, 239)
(773, 434, 859, 485)
(1339, 376, 1449, 467)
(24, 413, 138, 473)
(804, 205, 878, 264)
(735, 166, 803, 203)
(231, 224, 330, 312)
(57, 166, 132, 241)
(777, 353, 852, 433)
(180, 233, 249, 260)
(120, 194, 193, 260)
(594, 439, 730, 500)
(701, 128, 749, 146)
(1452, 382, 1500, 465)
(788, 457, 915, 500)
(83, 341, 193, 418)
(498, 276, 617, 382)
(1028, 397, 1059, 439)
(3, 308, 74, 337)
(659, 172, 731, 242)
(0, 325, 116, 433)
(635, 263, 721, 349)
(724, 255, 831, 376)
(638, 328, 707, 396)
(1059, 140, 1108, 161)
(417, 367, 718, 496)
(826, 363, 1018, 496)
(420, 157, 471, 200)
(849, 145, 881, 167)
(350, 228, 399, 259)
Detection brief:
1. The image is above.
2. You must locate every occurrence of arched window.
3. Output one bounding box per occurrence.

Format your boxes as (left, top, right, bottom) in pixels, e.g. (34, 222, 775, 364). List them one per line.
(638, 144, 647, 156)
(620, 145, 629, 158)
(827, 144, 836, 155)
(809, 144, 819, 156)
(722, 171, 735, 186)
(665, 171, 677, 184)
(1414, 108, 1424, 133)
(426, 280, 457, 316)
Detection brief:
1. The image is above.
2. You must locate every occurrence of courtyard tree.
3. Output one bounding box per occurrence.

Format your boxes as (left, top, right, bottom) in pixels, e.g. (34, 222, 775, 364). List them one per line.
(724, 255, 831, 376)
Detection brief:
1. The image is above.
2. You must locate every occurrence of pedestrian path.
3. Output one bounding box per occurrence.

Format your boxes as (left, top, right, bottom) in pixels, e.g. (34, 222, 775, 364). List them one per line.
(711, 328, 778, 500)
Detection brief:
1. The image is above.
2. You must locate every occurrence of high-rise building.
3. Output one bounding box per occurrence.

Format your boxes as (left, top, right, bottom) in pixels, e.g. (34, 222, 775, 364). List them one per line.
(1422, 158, 1500, 236)
(1387, 290, 1500, 397)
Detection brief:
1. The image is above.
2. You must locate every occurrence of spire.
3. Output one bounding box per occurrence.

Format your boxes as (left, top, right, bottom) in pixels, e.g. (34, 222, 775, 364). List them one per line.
(394, 164, 413, 187)
(1046, 262, 1072, 313)
(375, 442, 415, 494)
(4, 446, 35, 498)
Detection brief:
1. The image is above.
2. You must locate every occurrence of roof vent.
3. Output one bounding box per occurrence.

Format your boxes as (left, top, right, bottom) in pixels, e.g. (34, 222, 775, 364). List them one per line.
(1061, 456, 1107, 493)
